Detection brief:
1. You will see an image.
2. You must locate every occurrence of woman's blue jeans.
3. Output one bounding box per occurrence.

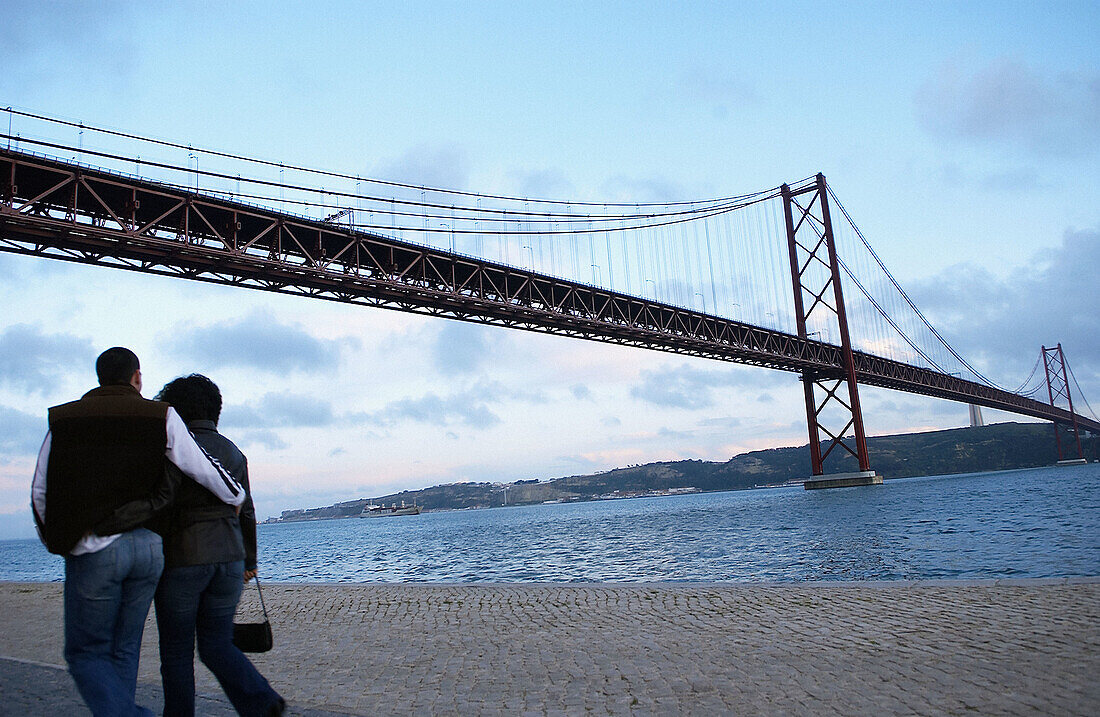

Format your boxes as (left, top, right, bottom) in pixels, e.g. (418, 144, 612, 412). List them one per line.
(64, 527, 164, 717)
(154, 560, 282, 717)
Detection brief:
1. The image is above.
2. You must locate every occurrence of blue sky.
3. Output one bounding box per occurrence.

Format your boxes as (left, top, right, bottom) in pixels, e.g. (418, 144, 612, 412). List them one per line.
(1, 1, 1098, 537)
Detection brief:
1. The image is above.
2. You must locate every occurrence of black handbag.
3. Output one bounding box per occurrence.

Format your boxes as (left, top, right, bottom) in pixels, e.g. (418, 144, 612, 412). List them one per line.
(233, 576, 273, 653)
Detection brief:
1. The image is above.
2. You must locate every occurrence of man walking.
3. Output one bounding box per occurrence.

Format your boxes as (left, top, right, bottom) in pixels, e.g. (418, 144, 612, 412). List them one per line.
(31, 347, 245, 717)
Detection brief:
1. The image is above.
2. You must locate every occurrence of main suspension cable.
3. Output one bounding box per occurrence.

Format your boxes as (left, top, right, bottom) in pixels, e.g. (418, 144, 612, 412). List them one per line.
(2, 107, 790, 209)
(159, 185, 767, 225)
(0, 134, 778, 235)
(836, 256, 949, 373)
(1065, 356, 1099, 421)
(1011, 354, 1043, 396)
(2, 133, 780, 233)
(827, 185, 1007, 390)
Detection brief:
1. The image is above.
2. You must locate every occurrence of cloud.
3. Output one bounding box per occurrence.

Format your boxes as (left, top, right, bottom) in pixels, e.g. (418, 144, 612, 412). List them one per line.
(912, 227, 1100, 394)
(0, 253, 82, 284)
(356, 378, 546, 430)
(863, 392, 961, 422)
(223, 375, 546, 437)
(509, 168, 575, 200)
(599, 175, 685, 204)
(915, 58, 1100, 156)
(570, 384, 592, 401)
(222, 392, 336, 429)
(977, 166, 1046, 192)
(656, 426, 691, 440)
(0, 325, 96, 395)
(933, 162, 1051, 193)
(236, 429, 289, 451)
(679, 68, 759, 120)
(630, 363, 750, 409)
(368, 391, 502, 430)
(0, 404, 45, 453)
(373, 145, 470, 190)
(506, 383, 549, 404)
(165, 310, 350, 375)
(698, 416, 742, 430)
(431, 322, 497, 376)
(0, 1, 140, 87)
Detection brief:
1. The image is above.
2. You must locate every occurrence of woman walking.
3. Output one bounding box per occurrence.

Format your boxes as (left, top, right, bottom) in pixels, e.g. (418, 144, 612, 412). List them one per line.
(154, 374, 285, 716)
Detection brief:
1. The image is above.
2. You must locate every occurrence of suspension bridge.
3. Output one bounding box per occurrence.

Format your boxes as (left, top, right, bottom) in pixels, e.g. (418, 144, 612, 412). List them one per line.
(1, 109, 1096, 484)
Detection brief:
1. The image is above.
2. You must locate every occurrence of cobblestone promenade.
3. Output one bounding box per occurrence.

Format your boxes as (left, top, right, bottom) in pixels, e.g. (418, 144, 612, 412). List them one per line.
(0, 580, 1096, 716)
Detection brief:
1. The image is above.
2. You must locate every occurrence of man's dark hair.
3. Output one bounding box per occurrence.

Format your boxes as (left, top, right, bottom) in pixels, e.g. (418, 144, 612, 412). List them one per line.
(95, 347, 140, 386)
(155, 374, 223, 425)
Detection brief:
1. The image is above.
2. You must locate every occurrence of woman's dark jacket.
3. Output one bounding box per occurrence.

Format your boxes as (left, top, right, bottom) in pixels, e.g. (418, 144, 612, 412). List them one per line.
(159, 420, 257, 569)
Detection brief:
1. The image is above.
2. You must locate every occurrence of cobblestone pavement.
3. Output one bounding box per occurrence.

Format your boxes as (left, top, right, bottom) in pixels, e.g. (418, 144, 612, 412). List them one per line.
(0, 580, 1096, 716)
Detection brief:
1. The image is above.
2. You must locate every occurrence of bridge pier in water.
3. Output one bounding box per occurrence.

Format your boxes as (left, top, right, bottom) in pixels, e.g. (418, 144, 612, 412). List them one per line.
(802, 471, 884, 490)
(782, 175, 883, 489)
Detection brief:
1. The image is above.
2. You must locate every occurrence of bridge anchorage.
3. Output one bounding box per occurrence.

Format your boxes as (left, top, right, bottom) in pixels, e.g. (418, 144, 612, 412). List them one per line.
(1, 110, 1098, 486)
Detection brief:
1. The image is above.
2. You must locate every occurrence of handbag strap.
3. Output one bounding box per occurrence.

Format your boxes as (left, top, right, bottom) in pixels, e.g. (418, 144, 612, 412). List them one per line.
(252, 575, 270, 621)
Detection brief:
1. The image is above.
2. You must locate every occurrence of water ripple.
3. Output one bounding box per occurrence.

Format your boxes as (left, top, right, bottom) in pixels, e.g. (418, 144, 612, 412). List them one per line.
(3, 464, 1099, 583)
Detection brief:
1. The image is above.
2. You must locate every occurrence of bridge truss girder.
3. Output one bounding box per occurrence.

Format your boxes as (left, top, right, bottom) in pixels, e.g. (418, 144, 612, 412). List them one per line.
(2, 148, 1097, 441)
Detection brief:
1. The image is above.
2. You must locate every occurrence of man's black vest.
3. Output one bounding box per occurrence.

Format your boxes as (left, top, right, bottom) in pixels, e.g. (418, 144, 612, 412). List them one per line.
(44, 384, 169, 555)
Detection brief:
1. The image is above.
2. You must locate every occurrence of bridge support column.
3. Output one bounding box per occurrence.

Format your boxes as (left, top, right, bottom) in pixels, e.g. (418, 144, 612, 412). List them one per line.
(781, 175, 880, 488)
(1042, 343, 1086, 464)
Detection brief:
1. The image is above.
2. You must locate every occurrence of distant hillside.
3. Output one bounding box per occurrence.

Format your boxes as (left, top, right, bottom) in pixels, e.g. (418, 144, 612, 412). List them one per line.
(271, 422, 1097, 522)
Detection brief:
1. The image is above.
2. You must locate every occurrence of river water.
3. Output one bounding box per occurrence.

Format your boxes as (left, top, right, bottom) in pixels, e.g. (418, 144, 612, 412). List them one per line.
(4, 463, 1098, 583)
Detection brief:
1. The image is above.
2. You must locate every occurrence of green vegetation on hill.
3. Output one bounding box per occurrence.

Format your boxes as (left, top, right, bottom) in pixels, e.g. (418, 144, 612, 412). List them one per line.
(271, 422, 1097, 522)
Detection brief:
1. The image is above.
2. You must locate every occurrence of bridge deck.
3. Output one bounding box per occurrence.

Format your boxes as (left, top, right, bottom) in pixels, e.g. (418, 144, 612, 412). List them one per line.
(2, 147, 1096, 433)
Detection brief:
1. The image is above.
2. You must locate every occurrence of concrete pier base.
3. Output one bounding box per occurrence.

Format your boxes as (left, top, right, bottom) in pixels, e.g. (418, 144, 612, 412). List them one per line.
(803, 470, 884, 490)
(1056, 458, 1089, 466)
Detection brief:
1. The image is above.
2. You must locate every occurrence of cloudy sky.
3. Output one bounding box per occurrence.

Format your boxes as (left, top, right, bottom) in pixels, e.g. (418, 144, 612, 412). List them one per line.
(1, 1, 1097, 537)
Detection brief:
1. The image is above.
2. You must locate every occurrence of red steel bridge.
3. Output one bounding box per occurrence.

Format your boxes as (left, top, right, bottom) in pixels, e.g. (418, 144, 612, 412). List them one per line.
(1, 119, 1096, 478)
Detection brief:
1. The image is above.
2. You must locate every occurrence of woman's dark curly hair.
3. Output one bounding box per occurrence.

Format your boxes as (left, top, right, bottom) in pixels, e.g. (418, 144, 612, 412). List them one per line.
(156, 374, 222, 425)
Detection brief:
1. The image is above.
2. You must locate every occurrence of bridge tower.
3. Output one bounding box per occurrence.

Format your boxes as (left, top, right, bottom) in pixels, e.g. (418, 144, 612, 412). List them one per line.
(968, 404, 985, 427)
(1042, 344, 1085, 463)
(781, 174, 881, 489)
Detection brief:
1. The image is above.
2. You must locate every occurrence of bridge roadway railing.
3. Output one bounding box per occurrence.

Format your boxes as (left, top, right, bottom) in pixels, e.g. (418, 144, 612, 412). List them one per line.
(2, 148, 1096, 434)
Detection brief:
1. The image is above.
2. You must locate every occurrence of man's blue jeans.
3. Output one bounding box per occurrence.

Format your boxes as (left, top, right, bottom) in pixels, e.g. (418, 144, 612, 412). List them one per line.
(155, 560, 282, 717)
(64, 527, 164, 717)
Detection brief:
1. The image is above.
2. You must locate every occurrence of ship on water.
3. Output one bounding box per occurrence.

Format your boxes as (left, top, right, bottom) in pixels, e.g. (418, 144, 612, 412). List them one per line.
(360, 500, 422, 518)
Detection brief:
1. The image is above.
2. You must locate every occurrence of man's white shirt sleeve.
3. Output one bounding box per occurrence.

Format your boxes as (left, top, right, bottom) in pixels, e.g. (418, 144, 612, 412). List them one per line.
(31, 431, 51, 527)
(165, 408, 245, 506)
